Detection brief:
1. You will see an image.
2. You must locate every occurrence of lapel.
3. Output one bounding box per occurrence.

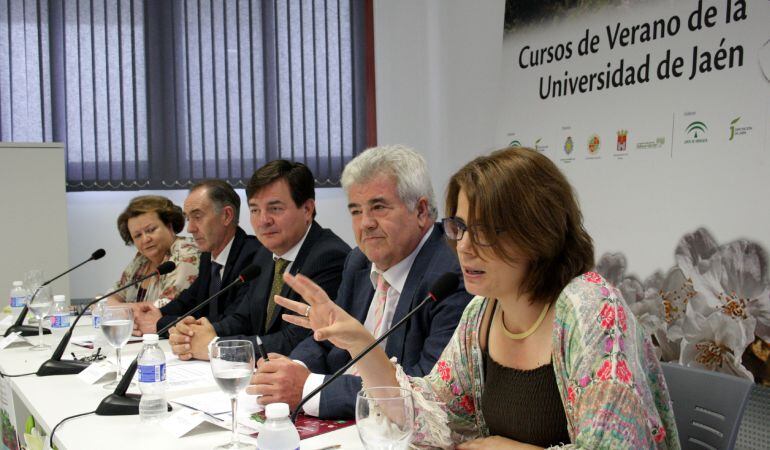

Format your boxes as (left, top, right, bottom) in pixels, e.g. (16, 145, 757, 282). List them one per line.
(219, 227, 246, 285)
(266, 221, 321, 331)
(352, 265, 376, 322)
(384, 225, 441, 359)
(250, 247, 275, 333)
(199, 252, 213, 297)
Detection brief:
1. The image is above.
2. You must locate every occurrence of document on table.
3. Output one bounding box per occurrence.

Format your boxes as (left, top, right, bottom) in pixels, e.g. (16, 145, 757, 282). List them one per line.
(127, 354, 217, 394)
(169, 390, 263, 436)
(71, 334, 143, 348)
(165, 358, 216, 390)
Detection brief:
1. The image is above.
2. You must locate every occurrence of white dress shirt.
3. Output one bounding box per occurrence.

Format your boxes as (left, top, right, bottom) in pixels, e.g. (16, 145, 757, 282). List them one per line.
(300, 225, 434, 416)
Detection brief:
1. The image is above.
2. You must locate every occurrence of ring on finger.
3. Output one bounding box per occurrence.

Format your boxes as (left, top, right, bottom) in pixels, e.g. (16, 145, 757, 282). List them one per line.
(304, 305, 311, 318)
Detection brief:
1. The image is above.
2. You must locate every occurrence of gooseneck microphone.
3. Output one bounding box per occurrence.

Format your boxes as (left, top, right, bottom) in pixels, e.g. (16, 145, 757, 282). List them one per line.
(95, 263, 261, 416)
(36, 260, 177, 377)
(5, 249, 107, 337)
(290, 272, 460, 422)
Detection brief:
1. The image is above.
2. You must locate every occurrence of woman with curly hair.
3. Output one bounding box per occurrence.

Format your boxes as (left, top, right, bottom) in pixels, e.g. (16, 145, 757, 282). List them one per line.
(108, 195, 200, 308)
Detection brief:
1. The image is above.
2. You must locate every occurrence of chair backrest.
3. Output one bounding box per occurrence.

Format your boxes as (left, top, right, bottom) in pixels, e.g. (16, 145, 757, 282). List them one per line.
(661, 362, 753, 450)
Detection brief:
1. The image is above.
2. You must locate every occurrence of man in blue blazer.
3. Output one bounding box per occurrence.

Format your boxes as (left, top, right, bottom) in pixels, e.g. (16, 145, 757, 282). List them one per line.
(249, 146, 471, 419)
(168, 161, 350, 360)
(132, 180, 262, 335)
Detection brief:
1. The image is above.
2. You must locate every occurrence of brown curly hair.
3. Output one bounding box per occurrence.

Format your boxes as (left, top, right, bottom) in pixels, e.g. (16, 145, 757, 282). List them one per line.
(445, 147, 594, 304)
(117, 196, 185, 245)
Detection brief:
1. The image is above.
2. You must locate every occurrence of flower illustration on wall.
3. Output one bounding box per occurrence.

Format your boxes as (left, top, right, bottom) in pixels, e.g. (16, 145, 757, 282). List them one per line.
(596, 228, 770, 382)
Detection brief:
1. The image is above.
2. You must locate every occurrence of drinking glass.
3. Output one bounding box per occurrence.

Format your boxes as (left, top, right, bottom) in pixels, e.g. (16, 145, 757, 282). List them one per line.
(356, 387, 414, 450)
(27, 286, 52, 351)
(23, 269, 44, 324)
(209, 339, 256, 450)
(100, 305, 134, 389)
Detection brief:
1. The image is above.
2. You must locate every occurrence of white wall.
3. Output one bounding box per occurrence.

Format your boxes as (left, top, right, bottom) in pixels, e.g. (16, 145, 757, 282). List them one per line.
(0, 143, 70, 299)
(373, 0, 506, 209)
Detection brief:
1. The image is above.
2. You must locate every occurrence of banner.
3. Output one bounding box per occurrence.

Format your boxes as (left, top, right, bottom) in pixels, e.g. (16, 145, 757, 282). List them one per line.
(499, 0, 770, 383)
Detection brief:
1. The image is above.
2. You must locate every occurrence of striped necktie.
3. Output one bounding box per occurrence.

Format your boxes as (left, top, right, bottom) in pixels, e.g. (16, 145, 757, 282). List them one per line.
(265, 258, 290, 330)
(371, 272, 391, 338)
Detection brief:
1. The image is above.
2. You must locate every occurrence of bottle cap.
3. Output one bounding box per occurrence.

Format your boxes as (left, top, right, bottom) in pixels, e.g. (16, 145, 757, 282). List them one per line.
(12, 281, 23, 287)
(143, 334, 159, 342)
(265, 402, 290, 419)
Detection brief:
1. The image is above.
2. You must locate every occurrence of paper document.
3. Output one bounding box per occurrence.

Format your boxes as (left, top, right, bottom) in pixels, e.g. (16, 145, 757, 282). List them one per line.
(71, 334, 143, 348)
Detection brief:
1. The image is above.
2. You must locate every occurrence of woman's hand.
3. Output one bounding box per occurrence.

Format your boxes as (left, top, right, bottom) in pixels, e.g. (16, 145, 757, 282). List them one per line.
(457, 436, 541, 450)
(275, 272, 374, 354)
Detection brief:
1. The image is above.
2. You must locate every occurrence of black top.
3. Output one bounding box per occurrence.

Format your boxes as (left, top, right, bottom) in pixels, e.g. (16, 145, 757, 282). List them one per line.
(481, 301, 570, 447)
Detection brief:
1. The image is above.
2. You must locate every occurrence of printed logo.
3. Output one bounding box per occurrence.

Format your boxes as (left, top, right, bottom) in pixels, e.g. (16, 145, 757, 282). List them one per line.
(534, 138, 548, 152)
(616, 130, 628, 152)
(564, 136, 574, 155)
(509, 139, 522, 147)
(587, 134, 600, 154)
(729, 117, 752, 140)
(636, 137, 665, 149)
(684, 121, 708, 144)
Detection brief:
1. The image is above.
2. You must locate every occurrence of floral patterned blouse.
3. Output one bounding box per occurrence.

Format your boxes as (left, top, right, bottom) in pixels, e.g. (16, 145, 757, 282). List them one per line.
(392, 272, 680, 449)
(111, 237, 200, 307)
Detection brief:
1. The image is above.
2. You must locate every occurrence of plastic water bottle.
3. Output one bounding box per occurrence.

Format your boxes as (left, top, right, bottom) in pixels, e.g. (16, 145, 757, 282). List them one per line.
(91, 298, 109, 349)
(137, 334, 168, 422)
(256, 403, 300, 450)
(50, 294, 71, 334)
(8, 281, 26, 320)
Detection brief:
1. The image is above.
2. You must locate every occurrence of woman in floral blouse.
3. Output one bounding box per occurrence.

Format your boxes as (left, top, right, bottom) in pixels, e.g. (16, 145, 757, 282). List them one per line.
(108, 195, 200, 308)
(277, 147, 679, 449)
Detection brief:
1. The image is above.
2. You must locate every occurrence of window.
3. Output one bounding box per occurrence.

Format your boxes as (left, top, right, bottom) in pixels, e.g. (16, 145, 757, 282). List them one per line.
(0, 0, 374, 190)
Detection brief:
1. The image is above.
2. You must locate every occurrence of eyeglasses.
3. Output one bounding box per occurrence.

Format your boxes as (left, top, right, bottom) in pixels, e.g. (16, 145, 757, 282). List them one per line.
(441, 217, 501, 247)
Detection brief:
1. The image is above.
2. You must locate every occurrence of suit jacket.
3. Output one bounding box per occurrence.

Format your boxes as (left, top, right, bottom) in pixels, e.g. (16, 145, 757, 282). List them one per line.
(213, 221, 350, 356)
(157, 227, 262, 332)
(289, 223, 472, 419)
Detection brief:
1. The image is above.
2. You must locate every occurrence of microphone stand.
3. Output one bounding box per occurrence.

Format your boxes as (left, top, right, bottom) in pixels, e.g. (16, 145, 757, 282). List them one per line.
(95, 276, 249, 416)
(5, 251, 105, 337)
(291, 295, 433, 422)
(4, 286, 47, 337)
(37, 264, 173, 376)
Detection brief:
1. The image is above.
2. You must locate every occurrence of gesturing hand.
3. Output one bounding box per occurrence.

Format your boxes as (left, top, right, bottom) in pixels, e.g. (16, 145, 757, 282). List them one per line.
(275, 272, 374, 354)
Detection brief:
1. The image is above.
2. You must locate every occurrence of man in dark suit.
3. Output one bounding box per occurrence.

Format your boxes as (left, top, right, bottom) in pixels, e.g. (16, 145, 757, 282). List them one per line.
(168, 160, 350, 360)
(132, 179, 261, 335)
(249, 146, 471, 418)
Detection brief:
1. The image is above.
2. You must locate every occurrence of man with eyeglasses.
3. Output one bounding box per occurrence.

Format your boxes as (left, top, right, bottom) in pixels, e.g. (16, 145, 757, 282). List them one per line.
(168, 160, 351, 359)
(248, 146, 471, 419)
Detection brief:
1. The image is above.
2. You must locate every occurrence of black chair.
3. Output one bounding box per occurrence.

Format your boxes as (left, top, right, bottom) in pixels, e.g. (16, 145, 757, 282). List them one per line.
(661, 362, 753, 450)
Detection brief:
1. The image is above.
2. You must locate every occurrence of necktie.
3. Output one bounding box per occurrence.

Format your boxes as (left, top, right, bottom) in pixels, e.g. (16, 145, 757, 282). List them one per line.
(208, 261, 222, 318)
(371, 272, 391, 338)
(347, 272, 391, 376)
(265, 258, 290, 330)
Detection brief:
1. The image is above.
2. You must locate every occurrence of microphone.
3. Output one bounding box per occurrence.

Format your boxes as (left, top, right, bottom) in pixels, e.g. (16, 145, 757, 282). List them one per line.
(5, 249, 107, 337)
(95, 263, 261, 416)
(291, 272, 459, 422)
(36, 261, 176, 376)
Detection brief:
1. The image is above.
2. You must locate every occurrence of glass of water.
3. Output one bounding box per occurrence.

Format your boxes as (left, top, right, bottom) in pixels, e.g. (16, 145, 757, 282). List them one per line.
(209, 339, 255, 450)
(356, 387, 414, 450)
(100, 305, 134, 389)
(24, 269, 45, 324)
(28, 286, 53, 351)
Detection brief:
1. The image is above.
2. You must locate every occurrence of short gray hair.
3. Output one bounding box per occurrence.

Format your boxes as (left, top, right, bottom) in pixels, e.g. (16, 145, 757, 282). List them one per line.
(190, 179, 240, 225)
(341, 145, 437, 219)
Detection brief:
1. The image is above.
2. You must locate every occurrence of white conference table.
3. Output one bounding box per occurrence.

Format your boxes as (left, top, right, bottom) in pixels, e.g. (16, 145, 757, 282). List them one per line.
(0, 318, 363, 449)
